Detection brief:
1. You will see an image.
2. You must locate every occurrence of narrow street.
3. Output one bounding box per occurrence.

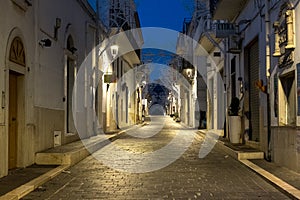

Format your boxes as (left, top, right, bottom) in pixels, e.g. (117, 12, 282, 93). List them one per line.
(23, 116, 288, 200)
(1, 1, 300, 199)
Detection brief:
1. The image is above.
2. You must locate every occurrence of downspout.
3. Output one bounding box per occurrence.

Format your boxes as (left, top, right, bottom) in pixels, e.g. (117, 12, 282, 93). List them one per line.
(265, 0, 272, 161)
(223, 38, 228, 139)
(95, 0, 99, 133)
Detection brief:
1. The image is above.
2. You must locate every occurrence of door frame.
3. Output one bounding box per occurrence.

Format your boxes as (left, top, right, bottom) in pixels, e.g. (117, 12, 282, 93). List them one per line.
(64, 49, 78, 136)
(8, 71, 25, 169)
(4, 30, 27, 173)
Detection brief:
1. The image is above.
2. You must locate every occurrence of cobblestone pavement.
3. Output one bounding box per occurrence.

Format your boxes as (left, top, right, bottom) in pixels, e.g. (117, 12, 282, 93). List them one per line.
(23, 116, 289, 200)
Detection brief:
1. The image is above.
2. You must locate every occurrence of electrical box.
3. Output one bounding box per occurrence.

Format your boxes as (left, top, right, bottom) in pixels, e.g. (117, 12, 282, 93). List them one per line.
(54, 131, 62, 147)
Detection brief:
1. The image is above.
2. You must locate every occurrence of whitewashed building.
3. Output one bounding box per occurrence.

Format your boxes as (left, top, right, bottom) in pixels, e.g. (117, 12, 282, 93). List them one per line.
(99, 0, 143, 131)
(191, 0, 300, 173)
(176, 30, 197, 128)
(0, 0, 104, 178)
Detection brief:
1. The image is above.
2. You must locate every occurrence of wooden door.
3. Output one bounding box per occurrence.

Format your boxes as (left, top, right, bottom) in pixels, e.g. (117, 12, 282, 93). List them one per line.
(9, 72, 18, 169)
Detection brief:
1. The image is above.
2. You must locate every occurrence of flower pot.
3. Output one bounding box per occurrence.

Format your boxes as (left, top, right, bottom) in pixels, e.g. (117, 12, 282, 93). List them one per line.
(229, 116, 241, 144)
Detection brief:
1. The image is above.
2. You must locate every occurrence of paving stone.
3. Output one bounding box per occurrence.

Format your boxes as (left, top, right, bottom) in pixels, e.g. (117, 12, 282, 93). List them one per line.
(23, 116, 289, 199)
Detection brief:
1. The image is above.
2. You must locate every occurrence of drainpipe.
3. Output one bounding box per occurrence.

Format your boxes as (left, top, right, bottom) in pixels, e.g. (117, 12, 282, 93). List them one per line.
(265, 0, 272, 161)
(224, 38, 228, 139)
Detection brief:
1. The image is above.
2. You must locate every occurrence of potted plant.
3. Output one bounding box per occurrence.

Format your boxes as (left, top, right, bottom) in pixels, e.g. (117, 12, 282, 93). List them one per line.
(228, 97, 242, 144)
(228, 97, 240, 116)
(173, 112, 180, 122)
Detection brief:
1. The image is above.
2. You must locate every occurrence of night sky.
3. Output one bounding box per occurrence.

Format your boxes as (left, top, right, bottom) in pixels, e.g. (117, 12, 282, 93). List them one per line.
(134, 0, 193, 80)
(87, 0, 193, 81)
(135, 0, 193, 31)
(88, 0, 193, 31)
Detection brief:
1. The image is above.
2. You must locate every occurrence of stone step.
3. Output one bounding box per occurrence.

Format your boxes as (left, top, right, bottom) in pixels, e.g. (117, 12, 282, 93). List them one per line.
(198, 130, 264, 160)
(35, 135, 115, 166)
(216, 140, 264, 160)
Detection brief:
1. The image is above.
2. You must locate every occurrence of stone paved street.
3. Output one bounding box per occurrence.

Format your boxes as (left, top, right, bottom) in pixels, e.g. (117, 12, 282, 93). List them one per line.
(23, 116, 289, 199)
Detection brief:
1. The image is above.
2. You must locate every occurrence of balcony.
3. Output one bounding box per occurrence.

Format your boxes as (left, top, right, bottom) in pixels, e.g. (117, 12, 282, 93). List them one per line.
(211, 0, 249, 21)
(198, 34, 221, 54)
(195, 0, 248, 54)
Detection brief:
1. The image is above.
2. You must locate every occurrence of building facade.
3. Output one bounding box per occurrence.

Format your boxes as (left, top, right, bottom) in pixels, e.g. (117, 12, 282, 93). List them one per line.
(191, 0, 300, 173)
(0, 0, 104, 178)
(99, 0, 143, 131)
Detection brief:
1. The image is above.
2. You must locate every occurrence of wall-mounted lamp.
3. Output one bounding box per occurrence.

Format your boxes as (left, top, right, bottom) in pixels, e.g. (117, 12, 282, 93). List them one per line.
(39, 39, 52, 48)
(183, 67, 195, 84)
(181, 59, 195, 84)
(238, 77, 244, 98)
(110, 45, 119, 59)
(185, 68, 193, 78)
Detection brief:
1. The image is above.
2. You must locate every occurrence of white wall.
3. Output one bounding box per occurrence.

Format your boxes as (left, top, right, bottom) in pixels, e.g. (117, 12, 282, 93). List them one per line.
(0, 0, 101, 178)
(0, 0, 35, 177)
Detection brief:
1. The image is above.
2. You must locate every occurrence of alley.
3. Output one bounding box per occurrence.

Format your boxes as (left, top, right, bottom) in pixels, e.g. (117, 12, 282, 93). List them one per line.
(23, 116, 288, 200)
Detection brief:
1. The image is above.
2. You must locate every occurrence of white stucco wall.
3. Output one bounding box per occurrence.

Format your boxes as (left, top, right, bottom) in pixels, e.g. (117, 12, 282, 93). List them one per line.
(0, 0, 35, 177)
(0, 0, 101, 178)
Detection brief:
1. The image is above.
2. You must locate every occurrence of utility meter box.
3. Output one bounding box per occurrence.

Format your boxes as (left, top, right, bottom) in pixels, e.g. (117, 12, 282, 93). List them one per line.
(54, 131, 62, 147)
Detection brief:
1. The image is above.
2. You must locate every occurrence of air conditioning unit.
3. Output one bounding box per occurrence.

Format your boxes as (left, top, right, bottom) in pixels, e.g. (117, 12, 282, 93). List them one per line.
(228, 35, 242, 54)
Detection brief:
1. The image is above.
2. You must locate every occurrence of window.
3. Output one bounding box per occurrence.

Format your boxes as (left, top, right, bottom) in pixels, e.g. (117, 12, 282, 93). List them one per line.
(9, 37, 25, 66)
(279, 72, 296, 126)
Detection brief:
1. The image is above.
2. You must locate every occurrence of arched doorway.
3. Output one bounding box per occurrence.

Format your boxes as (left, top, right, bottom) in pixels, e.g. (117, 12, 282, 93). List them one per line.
(8, 36, 26, 169)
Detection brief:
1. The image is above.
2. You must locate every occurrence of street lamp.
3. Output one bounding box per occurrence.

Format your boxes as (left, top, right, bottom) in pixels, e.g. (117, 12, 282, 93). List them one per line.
(182, 60, 195, 83)
(110, 45, 119, 59)
(185, 68, 194, 78)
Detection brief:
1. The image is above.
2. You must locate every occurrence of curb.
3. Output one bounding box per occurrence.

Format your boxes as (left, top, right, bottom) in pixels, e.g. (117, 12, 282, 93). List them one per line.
(197, 130, 300, 200)
(0, 165, 69, 200)
(198, 130, 264, 160)
(240, 160, 300, 200)
(0, 125, 137, 200)
(35, 132, 123, 166)
(34, 123, 146, 166)
(216, 139, 264, 160)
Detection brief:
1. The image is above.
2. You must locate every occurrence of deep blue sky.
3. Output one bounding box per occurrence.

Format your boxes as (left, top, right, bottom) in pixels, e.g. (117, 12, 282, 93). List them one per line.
(134, 0, 193, 81)
(135, 0, 193, 31)
(87, 0, 193, 81)
(87, 0, 193, 31)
